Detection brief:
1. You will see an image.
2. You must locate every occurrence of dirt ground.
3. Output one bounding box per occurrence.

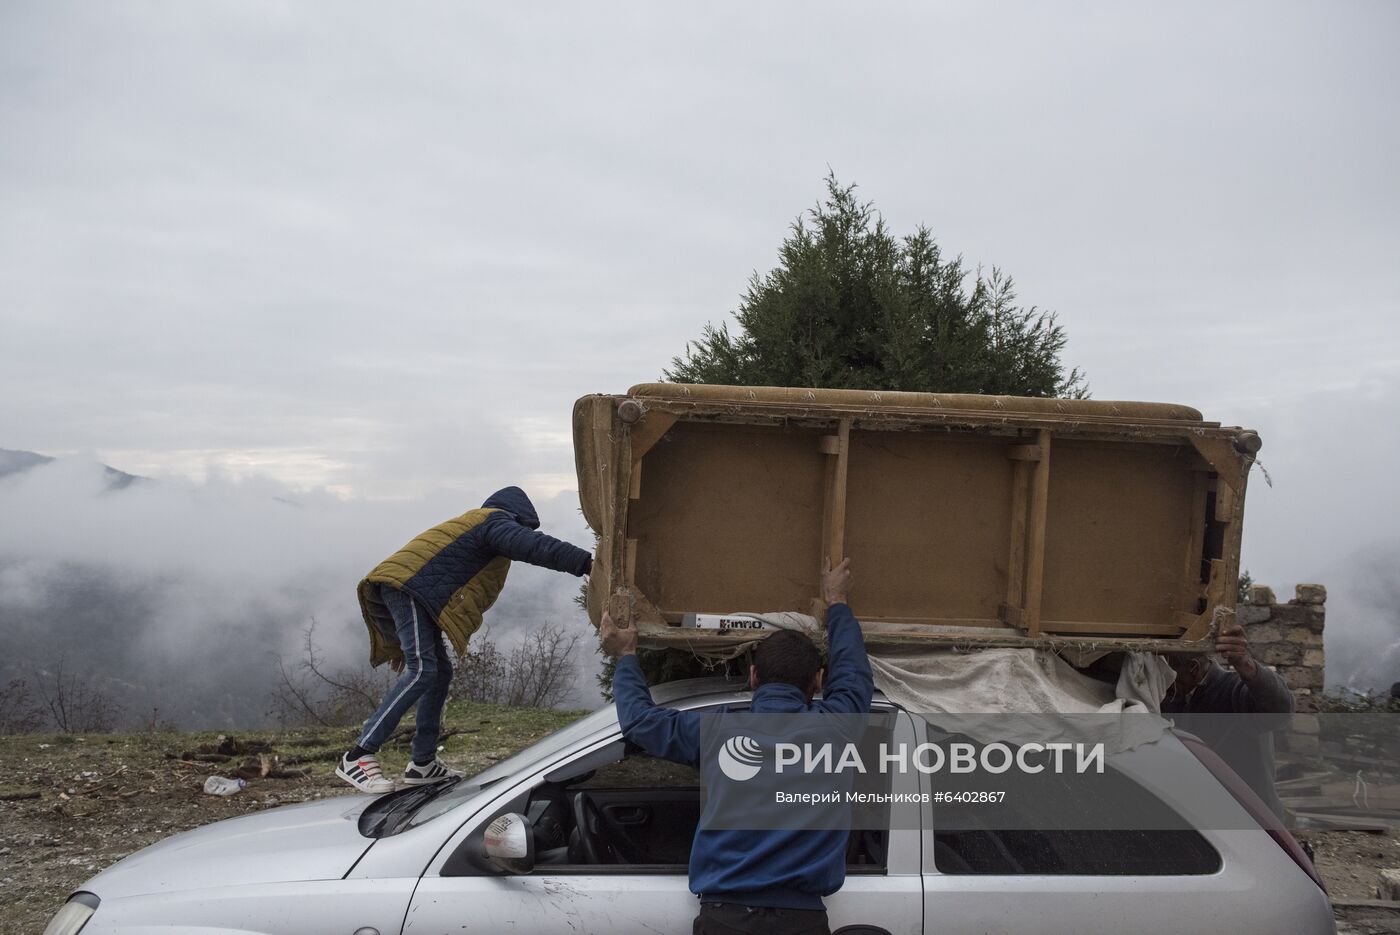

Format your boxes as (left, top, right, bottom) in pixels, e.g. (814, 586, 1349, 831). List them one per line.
(3, 707, 1399, 934)
(0, 701, 582, 934)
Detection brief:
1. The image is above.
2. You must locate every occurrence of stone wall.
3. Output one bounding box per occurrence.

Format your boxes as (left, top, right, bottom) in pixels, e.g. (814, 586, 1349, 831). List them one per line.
(1237, 582, 1327, 712)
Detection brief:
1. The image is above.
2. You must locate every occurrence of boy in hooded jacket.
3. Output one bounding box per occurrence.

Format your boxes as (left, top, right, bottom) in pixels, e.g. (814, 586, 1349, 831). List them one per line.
(337, 487, 593, 793)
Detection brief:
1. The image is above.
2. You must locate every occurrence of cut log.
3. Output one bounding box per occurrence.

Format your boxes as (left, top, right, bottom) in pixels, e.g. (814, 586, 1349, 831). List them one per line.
(0, 788, 41, 801)
(1378, 869, 1400, 902)
(1292, 811, 1396, 832)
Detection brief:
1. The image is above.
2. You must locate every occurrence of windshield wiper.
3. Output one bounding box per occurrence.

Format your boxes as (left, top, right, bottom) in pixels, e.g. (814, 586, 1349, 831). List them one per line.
(358, 776, 464, 838)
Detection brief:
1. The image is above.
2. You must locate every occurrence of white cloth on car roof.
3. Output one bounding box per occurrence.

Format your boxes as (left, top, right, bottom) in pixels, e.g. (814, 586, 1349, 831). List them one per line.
(751, 612, 1174, 753)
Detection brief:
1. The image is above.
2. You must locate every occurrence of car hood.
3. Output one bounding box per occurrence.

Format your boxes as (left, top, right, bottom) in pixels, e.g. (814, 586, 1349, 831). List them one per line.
(85, 795, 376, 899)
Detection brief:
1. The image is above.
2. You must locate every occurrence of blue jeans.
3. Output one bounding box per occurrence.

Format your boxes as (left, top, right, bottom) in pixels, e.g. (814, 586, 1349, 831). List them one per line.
(357, 587, 454, 765)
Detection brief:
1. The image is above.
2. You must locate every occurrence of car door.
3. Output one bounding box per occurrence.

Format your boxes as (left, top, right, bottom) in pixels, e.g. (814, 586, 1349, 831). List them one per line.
(822, 706, 924, 935)
(914, 719, 1328, 934)
(405, 735, 699, 934)
(404, 704, 924, 935)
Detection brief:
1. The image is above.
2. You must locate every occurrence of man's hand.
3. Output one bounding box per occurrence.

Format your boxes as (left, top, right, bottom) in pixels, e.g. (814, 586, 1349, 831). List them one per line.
(1216, 619, 1258, 680)
(599, 611, 637, 659)
(821, 556, 853, 606)
(389, 657, 405, 675)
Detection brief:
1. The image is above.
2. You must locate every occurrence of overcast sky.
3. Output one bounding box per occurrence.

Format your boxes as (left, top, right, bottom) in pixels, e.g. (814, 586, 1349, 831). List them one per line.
(2, 2, 1398, 686)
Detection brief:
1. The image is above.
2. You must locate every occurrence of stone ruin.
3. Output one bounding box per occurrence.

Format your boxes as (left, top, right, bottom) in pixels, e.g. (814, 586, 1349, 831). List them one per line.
(1237, 582, 1327, 712)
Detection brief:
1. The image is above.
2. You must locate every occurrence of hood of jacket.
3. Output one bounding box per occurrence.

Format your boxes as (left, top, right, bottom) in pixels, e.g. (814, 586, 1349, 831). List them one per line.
(481, 486, 540, 529)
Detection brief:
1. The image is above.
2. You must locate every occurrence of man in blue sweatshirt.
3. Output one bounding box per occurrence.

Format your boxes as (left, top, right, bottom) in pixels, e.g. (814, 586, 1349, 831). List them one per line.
(1162, 618, 1294, 817)
(599, 557, 873, 935)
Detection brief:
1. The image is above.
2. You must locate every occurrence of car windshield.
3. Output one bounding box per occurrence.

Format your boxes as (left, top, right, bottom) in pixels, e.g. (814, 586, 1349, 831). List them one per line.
(403, 705, 620, 830)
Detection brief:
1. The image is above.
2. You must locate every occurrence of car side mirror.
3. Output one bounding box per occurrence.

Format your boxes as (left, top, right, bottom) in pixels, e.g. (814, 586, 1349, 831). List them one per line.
(482, 812, 535, 874)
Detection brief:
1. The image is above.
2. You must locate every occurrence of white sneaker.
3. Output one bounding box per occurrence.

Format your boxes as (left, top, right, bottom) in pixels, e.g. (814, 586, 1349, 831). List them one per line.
(336, 752, 395, 794)
(403, 758, 463, 785)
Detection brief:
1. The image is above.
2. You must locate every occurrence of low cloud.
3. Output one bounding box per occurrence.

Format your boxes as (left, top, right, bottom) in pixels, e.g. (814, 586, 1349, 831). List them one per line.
(0, 456, 599, 728)
(1324, 549, 1400, 694)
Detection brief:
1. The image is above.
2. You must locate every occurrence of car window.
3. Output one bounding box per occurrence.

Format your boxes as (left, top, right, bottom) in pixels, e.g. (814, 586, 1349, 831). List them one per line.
(926, 727, 1221, 876)
(574, 752, 700, 788)
(408, 707, 621, 829)
(445, 704, 894, 875)
(470, 706, 620, 786)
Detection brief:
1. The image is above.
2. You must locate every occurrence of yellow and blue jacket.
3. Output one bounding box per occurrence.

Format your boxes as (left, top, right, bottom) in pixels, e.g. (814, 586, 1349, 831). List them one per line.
(358, 487, 592, 666)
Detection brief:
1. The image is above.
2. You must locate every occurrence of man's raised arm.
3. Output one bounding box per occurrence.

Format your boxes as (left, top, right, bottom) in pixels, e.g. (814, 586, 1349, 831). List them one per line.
(1216, 619, 1295, 718)
(602, 612, 702, 767)
(814, 558, 874, 715)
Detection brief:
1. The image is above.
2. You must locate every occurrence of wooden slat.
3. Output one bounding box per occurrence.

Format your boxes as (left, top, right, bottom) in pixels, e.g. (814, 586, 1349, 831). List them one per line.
(867, 617, 1183, 636)
(1040, 620, 1186, 636)
(825, 419, 851, 563)
(858, 616, 1005, 629)
(1181, 577, 1230, 642)
(1181, 610, 1214, 641)
(1182, 472, 1210, 608)
(820, 454, 836, 567)
(1176, 611, 1205, 630)
(662, 613, 999, 628)
(867, 628, 1215, 653)
(1005, 456, 1031, 625)
(1023, 429, 1053, 637)
(657, 612, 1182, 637)
(625, 538, 638, 586)
(628, 411, 679, 462)
(1188, 434, 1247, 494)
(1214, 480, 1236, 523)
(626, 412, 678, 510)
(1000, 604, 1025, 628)
(1203, 558, 1227, 612)
(608, 426, 634, 626)
(640, 626, 1214, 656)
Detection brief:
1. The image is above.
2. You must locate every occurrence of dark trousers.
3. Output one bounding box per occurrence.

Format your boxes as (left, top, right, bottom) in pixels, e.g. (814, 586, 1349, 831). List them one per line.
(693, 902, 830, 935)
(355, 586, 453, 764)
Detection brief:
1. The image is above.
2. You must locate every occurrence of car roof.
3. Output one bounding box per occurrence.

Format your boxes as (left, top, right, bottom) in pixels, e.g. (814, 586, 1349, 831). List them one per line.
(649, 675, 748, 704)
(650, 675, 891, 707)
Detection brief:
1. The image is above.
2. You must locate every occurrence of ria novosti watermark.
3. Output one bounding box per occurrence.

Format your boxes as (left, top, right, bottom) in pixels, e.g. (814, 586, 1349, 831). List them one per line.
(760, 738, 1105, 778)
(695, 711, 1399, 833)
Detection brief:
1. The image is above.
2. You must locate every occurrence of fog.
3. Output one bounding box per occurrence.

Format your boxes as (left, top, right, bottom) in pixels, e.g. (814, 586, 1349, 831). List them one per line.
(0, 456, 599, 728)
(1, 2, 1397, 716)
(1228, 373, 1400, 694)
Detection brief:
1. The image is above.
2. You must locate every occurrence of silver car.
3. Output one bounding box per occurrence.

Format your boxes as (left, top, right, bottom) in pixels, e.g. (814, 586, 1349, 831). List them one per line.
(45, 680, 1335, 935)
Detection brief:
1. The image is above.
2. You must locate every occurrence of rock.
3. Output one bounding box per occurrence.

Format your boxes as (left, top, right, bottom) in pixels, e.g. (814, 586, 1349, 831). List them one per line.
(1236, 604, 1272, 625)
(1376, 868, 1400, 901)
(1287, 734, 1320, 755)
(1248, 585, 1277, 606)
(1285, 628, 1323, 645)
(1247, 622, 1283, 642)
(1303, 649, 1325, 668)
(1260, 642, 1302, 666)
(1284, 667, 1322, 690)
(1295, 583, 1327, 605)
